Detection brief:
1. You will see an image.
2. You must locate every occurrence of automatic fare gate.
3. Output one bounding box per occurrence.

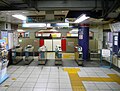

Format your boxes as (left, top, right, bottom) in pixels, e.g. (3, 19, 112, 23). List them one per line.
(100, 49, 112, 68)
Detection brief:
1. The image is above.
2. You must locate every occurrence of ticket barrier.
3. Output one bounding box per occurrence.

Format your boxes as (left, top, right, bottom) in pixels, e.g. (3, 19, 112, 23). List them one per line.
(55, 46, 62, 65)
(12, 46, 23, 64)
(38, 46, 47, 65)
(24, 45, 34, 65)
(74, 45, 83, 66)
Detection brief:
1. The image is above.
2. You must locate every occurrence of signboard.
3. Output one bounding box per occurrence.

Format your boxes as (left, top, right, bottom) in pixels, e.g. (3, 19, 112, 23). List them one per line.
(102, 49, 111, 57)
(27, 15, 65, 23)
(110, 22, 120, 32)
(27, 16, 45, 23)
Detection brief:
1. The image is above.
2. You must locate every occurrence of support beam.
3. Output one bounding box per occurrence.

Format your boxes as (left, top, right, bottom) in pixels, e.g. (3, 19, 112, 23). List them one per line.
(1, 0, 17, 8)
(102, 0, 120, 18)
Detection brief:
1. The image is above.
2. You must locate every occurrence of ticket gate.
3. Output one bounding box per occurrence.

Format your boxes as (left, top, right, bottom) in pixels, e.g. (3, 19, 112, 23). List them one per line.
(12, 46, 23, 64)
(38, 46, 47, 65)
(24, 45, 34, 65)
(55, 46, 62, 65)
(74, 45, 83, 66)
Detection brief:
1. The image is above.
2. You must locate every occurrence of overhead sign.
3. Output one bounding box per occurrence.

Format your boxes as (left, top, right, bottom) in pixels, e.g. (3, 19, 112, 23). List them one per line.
(27, 15, 65, 23)
(27, 16, 45, 23)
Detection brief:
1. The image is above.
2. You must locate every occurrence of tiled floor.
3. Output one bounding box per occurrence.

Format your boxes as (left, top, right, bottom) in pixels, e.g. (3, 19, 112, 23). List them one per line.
(0, 66, 120, 91)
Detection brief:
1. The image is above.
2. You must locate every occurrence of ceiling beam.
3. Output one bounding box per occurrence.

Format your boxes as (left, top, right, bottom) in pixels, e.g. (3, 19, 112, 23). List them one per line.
(102, 0, 120, 18)
(0, 0, 18, 8)
(33, 0, 39, 12)
(22, 0, 39, 11)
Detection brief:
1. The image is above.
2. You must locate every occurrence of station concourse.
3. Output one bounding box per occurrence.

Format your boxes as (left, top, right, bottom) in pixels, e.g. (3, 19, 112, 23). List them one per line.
(0, 0, 120, 91)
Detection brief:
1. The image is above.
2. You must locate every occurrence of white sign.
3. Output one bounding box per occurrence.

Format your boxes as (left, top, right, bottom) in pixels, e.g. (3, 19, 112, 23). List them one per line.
(102, 49, 111, 57)
(110, 22, 120, 32)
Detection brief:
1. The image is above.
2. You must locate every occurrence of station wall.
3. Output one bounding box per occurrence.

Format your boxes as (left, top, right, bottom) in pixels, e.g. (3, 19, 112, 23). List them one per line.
(18, 24, 111, 52)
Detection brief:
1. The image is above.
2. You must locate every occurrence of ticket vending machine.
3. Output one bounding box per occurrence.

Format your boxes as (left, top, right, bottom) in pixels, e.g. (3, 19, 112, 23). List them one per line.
(38, 45, 47, 65)
(74, 45, 83, 66)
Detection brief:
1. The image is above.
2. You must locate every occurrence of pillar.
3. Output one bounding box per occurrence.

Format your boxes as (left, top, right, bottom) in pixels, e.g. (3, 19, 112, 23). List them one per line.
(78, 24, 89, 61)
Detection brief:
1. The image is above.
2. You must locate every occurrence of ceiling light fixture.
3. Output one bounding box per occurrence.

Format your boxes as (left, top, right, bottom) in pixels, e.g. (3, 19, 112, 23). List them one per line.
(12, 14, 27, 20)
(17, 29, 24, 32)
(74, 14, 90, 23)
(56, 23, 69, 27)
(22, 23, 46, 28)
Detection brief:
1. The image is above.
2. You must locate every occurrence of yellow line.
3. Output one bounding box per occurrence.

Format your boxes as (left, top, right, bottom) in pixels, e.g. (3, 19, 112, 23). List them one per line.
(69, 73, 86, 91)
(63, 68, 120, 91)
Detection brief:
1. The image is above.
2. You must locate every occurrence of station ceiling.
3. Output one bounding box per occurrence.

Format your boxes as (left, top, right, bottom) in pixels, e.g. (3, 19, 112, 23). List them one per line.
(0, 0, 120, 24)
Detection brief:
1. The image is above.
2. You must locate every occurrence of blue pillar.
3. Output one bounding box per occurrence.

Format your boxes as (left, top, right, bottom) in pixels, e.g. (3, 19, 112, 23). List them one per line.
(78, 24, 89, 61)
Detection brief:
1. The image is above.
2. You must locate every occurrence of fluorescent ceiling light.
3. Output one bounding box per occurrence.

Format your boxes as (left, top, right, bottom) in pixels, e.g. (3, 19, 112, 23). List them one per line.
(17, 29, 24, 32)
(69, 28, 78, 33)
(22, 23, 46, 28)
(47, 23, 51, 27)
(74, 14, 90, 23)
(12, 14, 27, 20)
(56, 23, 69, 27)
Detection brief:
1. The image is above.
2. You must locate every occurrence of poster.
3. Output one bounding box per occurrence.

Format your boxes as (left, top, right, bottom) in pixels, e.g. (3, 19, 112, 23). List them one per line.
(1, 31, 8, 50)
(79, 34, 83, 39)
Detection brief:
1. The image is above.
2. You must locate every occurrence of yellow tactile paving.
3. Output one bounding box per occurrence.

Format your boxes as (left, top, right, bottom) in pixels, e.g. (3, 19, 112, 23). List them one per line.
(63, 68, 120, 91)
(63, 68, 80, 73)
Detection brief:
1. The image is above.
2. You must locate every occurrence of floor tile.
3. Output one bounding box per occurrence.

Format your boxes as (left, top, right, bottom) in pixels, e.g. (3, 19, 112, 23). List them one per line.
(84, 83, 98, 90)
(37, 78, 48, 83)
(86, 89, 99, 91)
(26, 77, 38, 82)
(41, 72, 50, 75)
(19, 74, 29, 78)
(16, 77, 27, 82)
(99, 89, 113, 91)
(95, 82, 111, 90)
(0, 87, 8, 91)
(0, 81, 13, 87)
(22, 82, 36, 88)
(35, 82, 47, 88)
(39, 75, 49, 79)
(49, 75, 58, 79)
(11, 82, 24, 87)
(47, 83, 59, 89)
(20, 87, 33, 91)
(6, 87, 21, 91)
(106, 82, 120, 89)
(48, 79, 59, 83)
(60, 79, 70, 84)
(60, 89, 72, 91)
(46, 88, 59, 91)
(10, 74, 20, 78)
(60, 83, 72, 89)
(33, 88, 46, 91)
